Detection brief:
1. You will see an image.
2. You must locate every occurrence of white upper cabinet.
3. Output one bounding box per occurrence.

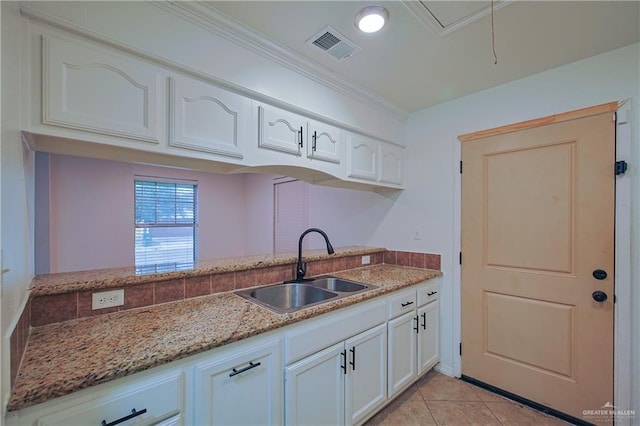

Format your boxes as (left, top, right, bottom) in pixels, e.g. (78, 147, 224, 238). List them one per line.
(307, 120, 342, 164)
(257, 104, 343, 166)
(169, 75, 250, 159)
(42, 34, 161, 144)
(258, 104, 305, 156)
(379, 142, 404, 185)
(347, 134, 378, 181)
(347, 133, 405, 187)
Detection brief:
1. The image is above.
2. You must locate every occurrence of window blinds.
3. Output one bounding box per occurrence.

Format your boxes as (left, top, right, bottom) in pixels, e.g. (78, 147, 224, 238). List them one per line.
(134, 179, 198, 271)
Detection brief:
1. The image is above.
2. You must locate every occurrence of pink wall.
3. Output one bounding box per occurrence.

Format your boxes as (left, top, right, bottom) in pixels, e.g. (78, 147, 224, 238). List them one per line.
(45, 154, 247, 272)
(41, 156, 394, 273)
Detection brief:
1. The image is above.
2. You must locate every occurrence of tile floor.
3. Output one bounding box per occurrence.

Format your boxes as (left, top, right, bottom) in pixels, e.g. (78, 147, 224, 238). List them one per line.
(365, 371, 570, 425)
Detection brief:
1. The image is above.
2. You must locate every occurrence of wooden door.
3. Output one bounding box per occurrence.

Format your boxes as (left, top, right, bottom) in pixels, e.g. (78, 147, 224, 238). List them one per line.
(461, 106, 615, 421)
(274, 179, 308, 253)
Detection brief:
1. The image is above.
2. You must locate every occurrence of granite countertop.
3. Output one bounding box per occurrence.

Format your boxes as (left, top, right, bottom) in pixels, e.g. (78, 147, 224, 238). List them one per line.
(30, 246, 385, 295)
(9, 264, 442, 412)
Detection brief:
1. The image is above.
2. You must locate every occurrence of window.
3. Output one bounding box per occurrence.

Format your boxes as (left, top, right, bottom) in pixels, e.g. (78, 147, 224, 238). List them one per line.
(134, 178, 198, 273)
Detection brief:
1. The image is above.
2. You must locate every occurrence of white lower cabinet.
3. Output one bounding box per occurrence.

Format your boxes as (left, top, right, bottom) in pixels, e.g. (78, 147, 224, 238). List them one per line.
(12, 368, 185, 426)
(8, 279, 440, 426)
(388, 310, 418, 396)
(388, 282, 440, 399)
(418, 300, 440, 374)
(193, 337, 282, 425)
(285, 324, 386, 426)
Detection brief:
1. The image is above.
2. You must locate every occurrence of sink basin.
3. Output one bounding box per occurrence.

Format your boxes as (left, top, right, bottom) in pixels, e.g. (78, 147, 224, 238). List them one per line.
(236, 283, 338, 314)
(310, 277, 371, 292)
(235, 276, 377, 314)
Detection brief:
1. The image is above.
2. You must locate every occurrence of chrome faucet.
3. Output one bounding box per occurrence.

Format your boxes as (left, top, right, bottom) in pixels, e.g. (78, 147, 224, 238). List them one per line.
(294, 228, 335, 282)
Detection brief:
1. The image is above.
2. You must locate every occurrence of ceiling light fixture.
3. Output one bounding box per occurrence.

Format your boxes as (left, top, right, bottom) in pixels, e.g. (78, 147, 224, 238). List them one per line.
(355, 6, 389, 33)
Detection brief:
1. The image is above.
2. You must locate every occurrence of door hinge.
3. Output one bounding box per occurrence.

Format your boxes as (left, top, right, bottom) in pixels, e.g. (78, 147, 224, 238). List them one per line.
(615, 161, 628, 176)
(459, 160, 463, 174)
(459, 342, 462, 356)
(459, 252, 462, 265)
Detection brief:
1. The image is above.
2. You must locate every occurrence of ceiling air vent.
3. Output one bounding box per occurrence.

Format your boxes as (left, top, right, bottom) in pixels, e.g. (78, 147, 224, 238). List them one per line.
(306, 26, 361, 60)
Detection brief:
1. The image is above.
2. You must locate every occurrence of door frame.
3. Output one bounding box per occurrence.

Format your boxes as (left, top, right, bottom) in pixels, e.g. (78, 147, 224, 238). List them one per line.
(451, 100, 632, 418)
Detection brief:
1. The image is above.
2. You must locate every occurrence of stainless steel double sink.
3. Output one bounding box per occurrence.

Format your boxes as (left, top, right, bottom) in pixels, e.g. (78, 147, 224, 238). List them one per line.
(235, 276, 376, 314)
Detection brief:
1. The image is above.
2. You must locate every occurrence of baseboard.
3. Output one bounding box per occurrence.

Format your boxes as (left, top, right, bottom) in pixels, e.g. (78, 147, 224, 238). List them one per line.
(433, 362, 455, 377)
(461, 375, 593, 426)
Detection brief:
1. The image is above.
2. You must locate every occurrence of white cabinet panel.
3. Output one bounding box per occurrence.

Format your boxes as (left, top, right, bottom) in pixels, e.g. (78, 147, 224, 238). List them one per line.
(34, 370, 184, 426)
(387, 311, 418, 398)
(285, 343, 344, 426)
(347, 134, 378, 181)
(345, 324, 387, 426)
(418, 301, 440, 375)
(307, 120, 342, 164)
(42, 35, 161, 143)
(194, 338, 282, 425)
(379, 142, 404, 185)
(258, 105, 305, 155)
(169, 76, 249, 159)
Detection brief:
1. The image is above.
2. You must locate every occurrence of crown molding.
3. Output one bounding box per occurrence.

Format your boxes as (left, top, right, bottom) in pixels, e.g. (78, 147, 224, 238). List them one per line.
(152, 1, 408, 121)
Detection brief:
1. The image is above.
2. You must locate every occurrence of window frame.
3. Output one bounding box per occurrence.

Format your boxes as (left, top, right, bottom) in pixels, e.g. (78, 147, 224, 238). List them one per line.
(133, 176, 199, 270)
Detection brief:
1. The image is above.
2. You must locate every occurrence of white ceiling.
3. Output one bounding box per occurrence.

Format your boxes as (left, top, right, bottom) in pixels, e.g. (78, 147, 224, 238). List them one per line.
(205, 1, 640, 115)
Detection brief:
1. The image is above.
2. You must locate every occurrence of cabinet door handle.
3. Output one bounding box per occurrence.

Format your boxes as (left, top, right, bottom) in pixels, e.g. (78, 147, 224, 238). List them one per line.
(414, 316, 419, 333)
(312, 131, 317, 151)
(299, 126, 303, 148)
(229, 361, 261, 377)
(341, 350, 347, 374)
(421, 312, 427, 330)
(101, 408, 147, 426)
(401, 301, 414, 307)
(427, 291, 438, 296)
(349, 347, 356, 371)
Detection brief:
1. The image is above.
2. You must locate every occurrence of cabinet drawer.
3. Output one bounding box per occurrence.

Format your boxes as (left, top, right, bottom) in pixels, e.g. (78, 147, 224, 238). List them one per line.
(285, 299, 386, 364)
(387, 289, 417, 319)
(417, 282, 440, 307)
(35, 371, 184, 426)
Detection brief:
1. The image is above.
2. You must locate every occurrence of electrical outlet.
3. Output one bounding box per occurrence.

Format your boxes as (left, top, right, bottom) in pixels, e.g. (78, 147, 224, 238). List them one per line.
(413, 227, 423, 240)
(92, 289, 124, 310)
(361, 255, 371, 265)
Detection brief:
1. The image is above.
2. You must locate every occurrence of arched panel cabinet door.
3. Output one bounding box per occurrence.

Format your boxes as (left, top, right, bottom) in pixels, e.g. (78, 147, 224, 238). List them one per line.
(257, 104, 306, 156)
(169, 75, 250, 159)
(379, 142, 405, 186)
(346, 134, 378, 181)
(307, 119, 342, 164)
(42, 34, 162, 144)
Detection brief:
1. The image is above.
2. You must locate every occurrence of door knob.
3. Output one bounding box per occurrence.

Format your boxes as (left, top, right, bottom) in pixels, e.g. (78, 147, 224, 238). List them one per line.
(592, 291, 608, 302)
(592, 269, 608, 280)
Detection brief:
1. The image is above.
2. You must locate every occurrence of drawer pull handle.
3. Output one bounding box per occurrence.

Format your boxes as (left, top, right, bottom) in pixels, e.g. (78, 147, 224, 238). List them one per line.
(229, 361, 261, 377)
(401, 301, 414, 307)
(349, 347, 356, 371)
(299, 126, 303, 148)
(427, 291, 438, 296)
(101, 408, 147, 426)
